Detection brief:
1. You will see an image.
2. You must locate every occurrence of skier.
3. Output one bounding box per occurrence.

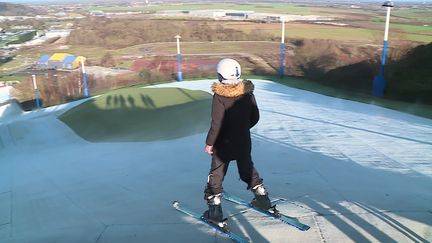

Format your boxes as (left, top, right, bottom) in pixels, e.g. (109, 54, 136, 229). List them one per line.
(202, 58, 272, 227)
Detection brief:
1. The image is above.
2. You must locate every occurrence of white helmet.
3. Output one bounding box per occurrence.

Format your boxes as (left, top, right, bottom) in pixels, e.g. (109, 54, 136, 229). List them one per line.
(217, 58, 241, 84)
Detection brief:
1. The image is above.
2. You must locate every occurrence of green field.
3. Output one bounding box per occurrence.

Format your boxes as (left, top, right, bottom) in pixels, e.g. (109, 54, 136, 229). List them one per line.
(391, 23, 432, 34)
(59, 87, 212, 142)
(0, 58, 29, 72)
(394, 32, 432, 43)
(0, 75, 26, 82)
(89, 3, 316, 15)
(86, 2, 432, 44)
(392, 8, 432, 22)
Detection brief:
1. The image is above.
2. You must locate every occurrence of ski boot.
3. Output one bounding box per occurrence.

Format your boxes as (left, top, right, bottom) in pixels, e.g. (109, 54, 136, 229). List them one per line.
(251, 184, 273, 212)
(202, 193, 228, 231)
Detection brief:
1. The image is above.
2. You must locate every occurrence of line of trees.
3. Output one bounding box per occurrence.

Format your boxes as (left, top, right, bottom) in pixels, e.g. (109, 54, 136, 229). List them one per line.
(67, 18, 275, 48)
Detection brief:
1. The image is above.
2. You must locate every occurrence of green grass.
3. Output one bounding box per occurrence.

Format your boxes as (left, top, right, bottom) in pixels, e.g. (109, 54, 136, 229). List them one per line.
(0, 75, 26, 81)
(245, 75, 432, 120)
(392, 9, 432, 22)
(367, 20, 432, 43)
(89, 3, 315, 15)
(286, 24, 380, 42)
(55, 46, 113, 60)
(59, 86, 212, 142)
(394, 32, 432, 43)
(391, 23, 432, 34)
(116, 60, 134, 69)
(0, 58, 28, 72)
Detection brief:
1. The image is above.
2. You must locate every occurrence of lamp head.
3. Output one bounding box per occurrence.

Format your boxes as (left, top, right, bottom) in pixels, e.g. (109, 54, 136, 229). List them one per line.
(382, 1, 394, 7)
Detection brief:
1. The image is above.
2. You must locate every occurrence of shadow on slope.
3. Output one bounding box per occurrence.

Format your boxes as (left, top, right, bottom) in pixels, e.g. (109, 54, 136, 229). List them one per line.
(59, 87, 212, 142)
(248, 135, 432, 242)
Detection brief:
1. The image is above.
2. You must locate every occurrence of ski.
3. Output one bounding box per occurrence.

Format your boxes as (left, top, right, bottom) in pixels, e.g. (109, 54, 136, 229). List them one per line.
(228, 197, 286, 217)
(222, 192, 310, 231)
(172, 201, 250, 243)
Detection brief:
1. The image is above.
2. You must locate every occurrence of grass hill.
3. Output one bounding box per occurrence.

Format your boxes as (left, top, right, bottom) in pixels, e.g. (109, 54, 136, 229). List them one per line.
(59, 87, 212, 142)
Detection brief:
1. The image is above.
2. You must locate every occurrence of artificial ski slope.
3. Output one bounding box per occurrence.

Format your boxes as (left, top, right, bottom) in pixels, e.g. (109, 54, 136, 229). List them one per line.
(0, 80, 431, 242)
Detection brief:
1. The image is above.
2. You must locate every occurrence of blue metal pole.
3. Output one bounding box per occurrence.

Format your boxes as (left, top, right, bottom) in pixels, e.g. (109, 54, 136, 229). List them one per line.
(280, 42, 285, 78)
(81, 60, 90, 97)
(373, 42, 388, 97)
(280, 19, 285, 78)
(177, 53, 183, 82)
(83, 73, 89, 97)
(175, 35, 183, 82)
(32, 75, 41, 109)
(380, 40, 388, 76)
(373, 4, 392, 97)
(373, 40, 388, 97)
(35, 89, 41, 109)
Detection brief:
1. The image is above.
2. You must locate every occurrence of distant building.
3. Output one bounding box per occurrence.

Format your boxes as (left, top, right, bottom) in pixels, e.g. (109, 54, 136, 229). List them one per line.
(265, 16, 281, 22)
(11, 25, 33, 30)
(39, 53, 86, 70)
(48, 53, 70, 69)
(213, 10, 253, 19)
(44, 29, 72, 38)
(90, 11, 106, 17)
(55, 12, 67, 17)
(63, 55, 77, 69)
(37, 55, 50, 69)
(63, 55, 86, 69)
(226, 12, 247, 18)
(212, 11, 226, 18)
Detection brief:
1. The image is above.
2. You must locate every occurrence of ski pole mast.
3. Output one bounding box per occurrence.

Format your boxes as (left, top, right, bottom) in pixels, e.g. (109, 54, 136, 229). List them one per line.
(373, 0, 394, 97)
(381, 2, 392, 73)
(32, 74, 41, 109)
(175, 35, 183, 82)
(280, 17, 285, 78)
(81, 59, 90, 97)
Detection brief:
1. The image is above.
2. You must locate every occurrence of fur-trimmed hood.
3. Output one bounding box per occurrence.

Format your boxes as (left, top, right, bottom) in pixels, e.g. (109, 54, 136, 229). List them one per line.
(211, 80, 254, 98)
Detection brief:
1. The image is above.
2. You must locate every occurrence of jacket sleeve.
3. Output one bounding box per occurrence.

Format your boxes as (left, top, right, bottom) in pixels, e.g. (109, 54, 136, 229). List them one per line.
(206, 95, 225, 146)
(250, 94, 259, 128)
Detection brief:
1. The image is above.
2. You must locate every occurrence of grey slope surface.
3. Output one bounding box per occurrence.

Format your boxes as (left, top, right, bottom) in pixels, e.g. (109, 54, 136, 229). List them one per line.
(0, 79, 431, 243)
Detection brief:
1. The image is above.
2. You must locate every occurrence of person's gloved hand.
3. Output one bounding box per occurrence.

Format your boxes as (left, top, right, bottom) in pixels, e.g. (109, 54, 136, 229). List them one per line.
(205, 145, 213, 155)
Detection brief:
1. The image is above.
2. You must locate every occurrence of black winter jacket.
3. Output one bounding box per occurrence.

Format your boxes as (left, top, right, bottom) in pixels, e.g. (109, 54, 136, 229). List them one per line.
(206, 80, 259, 160)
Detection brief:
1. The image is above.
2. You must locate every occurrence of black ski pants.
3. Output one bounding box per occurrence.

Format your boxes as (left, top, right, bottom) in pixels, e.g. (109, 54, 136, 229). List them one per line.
(206, 154, 263, 195)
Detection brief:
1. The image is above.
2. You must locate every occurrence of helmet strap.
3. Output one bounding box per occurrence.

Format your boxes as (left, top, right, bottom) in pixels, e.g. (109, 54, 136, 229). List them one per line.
(217, 73, 225, 82)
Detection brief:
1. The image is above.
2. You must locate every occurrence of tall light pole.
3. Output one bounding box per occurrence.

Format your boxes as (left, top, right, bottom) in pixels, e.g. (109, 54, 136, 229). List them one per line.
(280, 17, 285, 78)
(81, 59, 90, 97)
(174, 35, 183, 82)
(32, 74, 41, 109)
(373, 0, 394, 97)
